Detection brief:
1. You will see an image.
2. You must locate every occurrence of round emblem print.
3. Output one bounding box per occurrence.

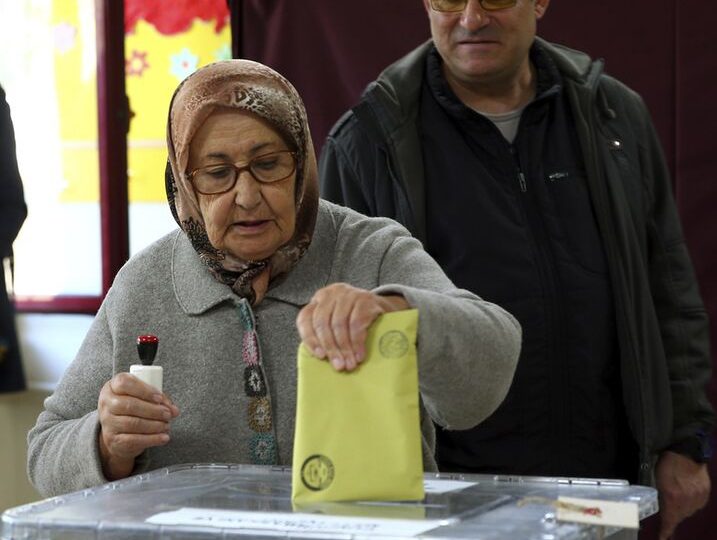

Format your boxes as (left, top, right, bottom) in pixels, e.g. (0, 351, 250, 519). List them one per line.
(301, 455, 335, 491)
(379, 330, 409, 358)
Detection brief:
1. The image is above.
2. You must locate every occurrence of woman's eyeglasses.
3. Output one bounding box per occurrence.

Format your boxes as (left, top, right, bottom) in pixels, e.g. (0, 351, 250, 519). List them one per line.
(429, 0, 518, 12)
(188, 151, 297, 195)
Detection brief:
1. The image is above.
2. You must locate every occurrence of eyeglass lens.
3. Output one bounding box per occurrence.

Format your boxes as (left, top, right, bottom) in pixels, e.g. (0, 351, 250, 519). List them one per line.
(192, 151, 296, 194)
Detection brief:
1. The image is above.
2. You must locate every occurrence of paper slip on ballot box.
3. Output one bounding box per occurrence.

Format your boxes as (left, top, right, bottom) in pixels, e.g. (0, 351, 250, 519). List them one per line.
(2, 464, 657, 540)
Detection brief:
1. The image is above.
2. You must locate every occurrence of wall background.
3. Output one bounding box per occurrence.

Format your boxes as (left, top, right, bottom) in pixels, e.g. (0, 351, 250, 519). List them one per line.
(236, 1, 717, 538)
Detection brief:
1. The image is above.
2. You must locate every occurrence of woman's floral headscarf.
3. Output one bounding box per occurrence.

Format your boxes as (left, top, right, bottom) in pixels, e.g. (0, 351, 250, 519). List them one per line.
(166, 60, 319, 305)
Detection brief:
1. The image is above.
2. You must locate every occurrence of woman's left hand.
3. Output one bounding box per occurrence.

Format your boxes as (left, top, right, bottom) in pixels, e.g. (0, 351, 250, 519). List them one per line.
(296, 283, 409, 371)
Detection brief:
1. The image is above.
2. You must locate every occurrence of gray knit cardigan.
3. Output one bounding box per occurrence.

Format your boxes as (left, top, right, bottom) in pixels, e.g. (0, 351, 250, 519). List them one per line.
(28, 201, 521, 497)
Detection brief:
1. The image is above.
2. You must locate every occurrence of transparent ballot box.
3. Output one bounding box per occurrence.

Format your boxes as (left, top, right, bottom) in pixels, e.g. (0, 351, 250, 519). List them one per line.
(2, 464, 657, 539)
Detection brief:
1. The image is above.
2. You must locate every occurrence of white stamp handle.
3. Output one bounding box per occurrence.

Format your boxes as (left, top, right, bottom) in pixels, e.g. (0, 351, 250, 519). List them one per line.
(129, 365, 163, 392)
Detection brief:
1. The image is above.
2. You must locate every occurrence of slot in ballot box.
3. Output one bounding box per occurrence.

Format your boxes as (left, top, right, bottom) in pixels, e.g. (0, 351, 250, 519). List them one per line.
(2, 464, 657, 539)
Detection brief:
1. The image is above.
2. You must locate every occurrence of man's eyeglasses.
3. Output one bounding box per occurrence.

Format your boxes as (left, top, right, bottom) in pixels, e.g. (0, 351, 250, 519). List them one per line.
(188, 151, 297, 195)
(429, 0, 518, 12)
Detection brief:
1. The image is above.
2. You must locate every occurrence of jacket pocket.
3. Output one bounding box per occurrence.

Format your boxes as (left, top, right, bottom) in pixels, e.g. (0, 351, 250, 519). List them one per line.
(544, 166, 610, 276)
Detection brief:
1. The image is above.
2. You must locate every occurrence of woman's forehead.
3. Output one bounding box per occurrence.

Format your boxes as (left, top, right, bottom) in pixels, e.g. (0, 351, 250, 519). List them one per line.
(189, 109, 287, 162)
(199, 108, 280, 137)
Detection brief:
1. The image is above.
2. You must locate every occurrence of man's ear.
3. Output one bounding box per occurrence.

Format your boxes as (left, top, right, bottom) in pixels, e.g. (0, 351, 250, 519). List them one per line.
(535, 0, 550, 20)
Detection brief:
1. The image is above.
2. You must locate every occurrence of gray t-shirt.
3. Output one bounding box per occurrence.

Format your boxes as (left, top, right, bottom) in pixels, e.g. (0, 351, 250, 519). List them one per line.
(479, 107, 525, 143)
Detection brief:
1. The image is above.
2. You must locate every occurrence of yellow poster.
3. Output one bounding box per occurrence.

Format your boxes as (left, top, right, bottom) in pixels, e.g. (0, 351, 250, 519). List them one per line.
(54, 0, 230, 202)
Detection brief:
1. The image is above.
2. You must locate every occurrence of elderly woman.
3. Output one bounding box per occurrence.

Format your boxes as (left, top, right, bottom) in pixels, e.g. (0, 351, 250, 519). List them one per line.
(28, 60, 520, 497)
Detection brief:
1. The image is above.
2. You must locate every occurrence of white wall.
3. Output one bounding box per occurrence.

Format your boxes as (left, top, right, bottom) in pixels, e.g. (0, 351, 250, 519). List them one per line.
(17, 313, 94, 391)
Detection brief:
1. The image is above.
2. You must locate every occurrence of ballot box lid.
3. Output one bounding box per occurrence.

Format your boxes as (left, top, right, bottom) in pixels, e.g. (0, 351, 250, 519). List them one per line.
(2, 463, 657, 539)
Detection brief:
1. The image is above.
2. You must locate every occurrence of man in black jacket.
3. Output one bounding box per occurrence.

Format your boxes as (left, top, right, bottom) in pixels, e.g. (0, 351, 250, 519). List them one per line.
(0, 84, 27, 393)
(319, 1, 713, 538)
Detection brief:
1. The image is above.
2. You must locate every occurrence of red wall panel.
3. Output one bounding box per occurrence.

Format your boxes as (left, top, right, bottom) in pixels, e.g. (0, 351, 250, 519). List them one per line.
(673, 2, 717, 535)
(241, 0, 428, 151)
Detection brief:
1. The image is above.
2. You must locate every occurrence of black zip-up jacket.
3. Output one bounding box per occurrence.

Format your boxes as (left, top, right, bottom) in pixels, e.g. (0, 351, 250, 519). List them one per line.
(319, 39, 714, 485)
(0, 84, 27, 393)
(0, 85, 26, 260)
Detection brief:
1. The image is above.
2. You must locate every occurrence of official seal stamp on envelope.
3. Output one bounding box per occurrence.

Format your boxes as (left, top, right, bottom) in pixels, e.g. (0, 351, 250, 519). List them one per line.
(379, 330, 409, 358)
(301, 455, 335, 491)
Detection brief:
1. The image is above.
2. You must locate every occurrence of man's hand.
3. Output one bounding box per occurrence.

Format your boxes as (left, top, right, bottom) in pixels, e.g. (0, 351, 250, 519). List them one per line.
(655, 450, 710, 540)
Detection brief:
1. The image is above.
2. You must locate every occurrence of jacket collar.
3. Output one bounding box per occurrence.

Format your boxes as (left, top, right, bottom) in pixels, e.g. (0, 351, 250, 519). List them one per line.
(172, 201, 334, 314)
(364, 40, 433, 244)
(171, 231, 237, 315)
(371, 39, 433, 127)
(535, 37, 604, 89)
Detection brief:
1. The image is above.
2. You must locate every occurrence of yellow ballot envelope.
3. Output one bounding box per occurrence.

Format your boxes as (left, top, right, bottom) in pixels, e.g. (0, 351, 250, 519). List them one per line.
(291, 309, 425, 503)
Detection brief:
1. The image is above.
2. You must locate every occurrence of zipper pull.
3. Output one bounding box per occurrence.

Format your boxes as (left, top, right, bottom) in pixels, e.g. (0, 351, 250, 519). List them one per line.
(518, 171, 527, 192)
(548, 171, 569, 182)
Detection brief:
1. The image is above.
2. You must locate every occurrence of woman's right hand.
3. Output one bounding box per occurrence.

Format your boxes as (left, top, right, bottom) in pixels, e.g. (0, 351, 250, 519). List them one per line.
(97, 373, 179, 480)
